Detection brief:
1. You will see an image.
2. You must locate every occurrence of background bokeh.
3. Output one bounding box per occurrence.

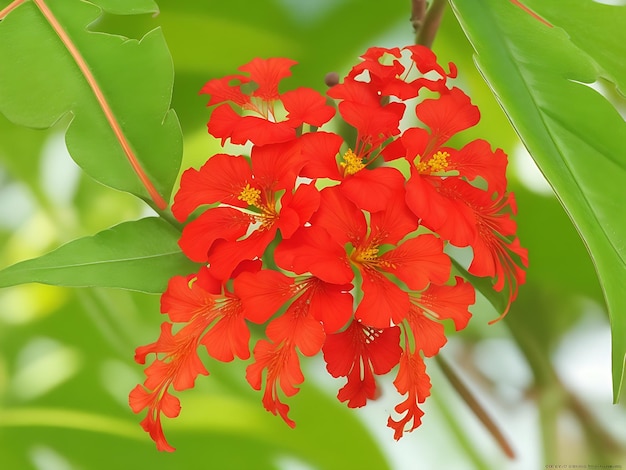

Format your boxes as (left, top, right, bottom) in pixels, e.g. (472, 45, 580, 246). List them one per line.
(1, 1, 625, 469)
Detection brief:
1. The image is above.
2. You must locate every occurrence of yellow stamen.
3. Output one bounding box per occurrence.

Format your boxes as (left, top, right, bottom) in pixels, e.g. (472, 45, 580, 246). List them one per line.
(416, 150, 450, 174)
(238, 184, 261, 206)
(340, 149, 365, 176)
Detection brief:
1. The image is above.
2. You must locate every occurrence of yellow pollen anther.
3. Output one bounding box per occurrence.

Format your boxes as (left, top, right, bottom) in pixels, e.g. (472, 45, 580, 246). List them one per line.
(358, 246, 379, 262)
(417, 150, 450, 174)
(340, 149, 365, 176)
(238, 184, 261, 206)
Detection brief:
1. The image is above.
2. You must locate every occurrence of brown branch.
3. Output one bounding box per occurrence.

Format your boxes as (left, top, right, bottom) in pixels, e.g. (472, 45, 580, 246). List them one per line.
(410, 0, 428, 42)
(416, 0, 447, 48)
(31, 0, 168, 210)
(436, 354, 516, 460)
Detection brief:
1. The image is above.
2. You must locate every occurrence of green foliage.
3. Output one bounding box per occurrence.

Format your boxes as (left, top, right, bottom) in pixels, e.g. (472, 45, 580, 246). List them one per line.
(0, 0, 182, 208)
(1, 0, 625, 467)
(0, 218, 196, 293)
(449, 0, 626, 401)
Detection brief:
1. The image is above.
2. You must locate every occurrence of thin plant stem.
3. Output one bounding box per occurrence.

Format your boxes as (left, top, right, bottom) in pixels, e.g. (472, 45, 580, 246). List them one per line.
(31, 0, 167, 210)
(417, 0, 447, 48)
(436, 354, 516, 459)
(0, 0, 26, 20)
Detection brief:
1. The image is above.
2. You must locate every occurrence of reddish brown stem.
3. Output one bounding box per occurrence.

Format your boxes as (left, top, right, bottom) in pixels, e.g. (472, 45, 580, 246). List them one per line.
(32, 0, 167, 209)
(0, 0, 27, 19)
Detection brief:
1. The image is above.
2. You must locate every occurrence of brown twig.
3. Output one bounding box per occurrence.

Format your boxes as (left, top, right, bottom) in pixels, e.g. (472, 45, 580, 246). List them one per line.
(436, 354, 516, 460)
(416, 0, 447, 48)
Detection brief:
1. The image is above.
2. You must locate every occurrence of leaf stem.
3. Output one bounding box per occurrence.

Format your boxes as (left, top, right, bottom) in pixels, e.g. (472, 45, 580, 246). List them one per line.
(436, 354, 516, 459)
(0, 0, 26, 20)
(416, 0, 447, 48)
(31, 0, 168, 210)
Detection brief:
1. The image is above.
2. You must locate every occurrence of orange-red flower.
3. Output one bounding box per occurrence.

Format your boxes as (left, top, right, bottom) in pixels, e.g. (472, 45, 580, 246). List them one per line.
(131, 48, 527, 451)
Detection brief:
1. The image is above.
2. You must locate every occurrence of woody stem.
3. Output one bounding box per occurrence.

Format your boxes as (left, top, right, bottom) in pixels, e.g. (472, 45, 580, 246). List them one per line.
(416, 0, 447, 48)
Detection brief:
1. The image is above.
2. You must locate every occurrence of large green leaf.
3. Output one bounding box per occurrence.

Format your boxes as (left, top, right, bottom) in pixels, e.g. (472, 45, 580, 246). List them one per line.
(0, 217, 196, 293)
(0, 0, 182, 210)
(449, 0, 626, 400)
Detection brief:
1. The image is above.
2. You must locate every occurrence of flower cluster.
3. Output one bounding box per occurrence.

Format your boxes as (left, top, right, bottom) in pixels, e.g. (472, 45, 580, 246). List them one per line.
(129, 46, 528, 451)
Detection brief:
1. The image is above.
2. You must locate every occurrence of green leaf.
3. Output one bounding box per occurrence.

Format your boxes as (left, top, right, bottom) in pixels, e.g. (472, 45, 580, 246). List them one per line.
(0, 218, 196, 293)
(0, 0, 182, 210)
(449, 0, 626, 401)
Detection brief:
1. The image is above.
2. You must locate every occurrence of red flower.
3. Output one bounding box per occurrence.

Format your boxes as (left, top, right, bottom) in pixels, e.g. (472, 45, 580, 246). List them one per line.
(308, 187, 451, 328)
(323, 320, 402, 407)
(172, 141, 320, 279)
(132, 45, 527, 450)
(200, 57, 335, 146)
(388, 277, 475, 439)
(237, 270, 346, 425)
(129, 268, 250, 452)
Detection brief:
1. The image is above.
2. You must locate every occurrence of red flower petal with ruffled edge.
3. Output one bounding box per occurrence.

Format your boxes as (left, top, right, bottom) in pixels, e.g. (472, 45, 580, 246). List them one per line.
(439, 179, 528, 318)
(245, 289, 326, 427)
(246, 339, 302, 427)
(339, 166, 406, 213)
(130, 321, 207, 452)
(238, 57, 298, 101)
(387, 350, 430, 440)
(405, 171, 477, 247)
(130, 268, 253, 451)
(323, 320, 402, 408)
(172, 153, 252, 222)
(356, 269, 411, 328)
(411, 277, 475, 333)
(299, 131, 344, 180)
(368, 190, 420, 245)
(282, 87, 336, 127)
(450, 139, 509, 197)
(380, 234, 451, 291)
(208, 104, 296, 146)
(414, 87, 480, 151)
(177, 207, 252, 263)
(274, 226, 353, 285)
(199, 73, 250, 107)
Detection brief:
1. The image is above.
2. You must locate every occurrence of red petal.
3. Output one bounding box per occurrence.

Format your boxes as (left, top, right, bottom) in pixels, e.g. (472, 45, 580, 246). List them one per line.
(238, 57, 298, 101)
(356, 268, 410, 327)
(451, 139, 508, 197)
(208, 104, 296, 146)
(178, 207, 251, 263)
(266, 302, 325, 356)
(368, 188, 418, 245)
(199, 74, 250, 107)
(278, 183, 321, 238)
(381, 234, 451, 291)
(414, 87, 480, 148)
(201, 309, 250, 361)
(274, 226, 353, 285)
(415, 277, 475, 331)
(160, 275, 216, 323)
(388, 351, 430, 440)
(340, 167, 405, 213)
(206, 228, 277, 280)
(172, 154, 252, 221)
(282, 87, 336, 127)
(305, 278, 353, 333)
(299, 131, 343, 180)
(235, 269, 295, 323)
(312, 187, 367, 246)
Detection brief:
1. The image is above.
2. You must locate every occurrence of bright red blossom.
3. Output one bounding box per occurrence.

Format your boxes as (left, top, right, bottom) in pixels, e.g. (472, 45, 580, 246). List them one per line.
(131, 47, 527, 451)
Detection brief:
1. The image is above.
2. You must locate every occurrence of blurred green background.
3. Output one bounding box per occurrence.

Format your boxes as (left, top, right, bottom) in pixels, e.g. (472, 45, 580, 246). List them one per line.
(0, 1, 624, 469)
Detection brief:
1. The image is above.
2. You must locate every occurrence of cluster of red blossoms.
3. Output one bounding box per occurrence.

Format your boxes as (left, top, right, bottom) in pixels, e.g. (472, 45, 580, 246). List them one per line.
(129, 45, 528, 451)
